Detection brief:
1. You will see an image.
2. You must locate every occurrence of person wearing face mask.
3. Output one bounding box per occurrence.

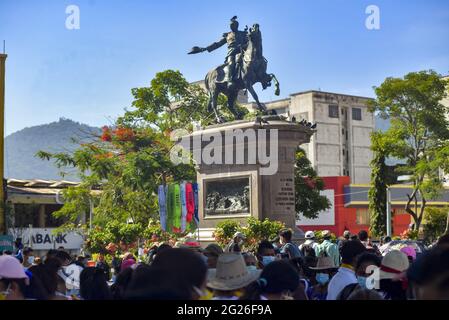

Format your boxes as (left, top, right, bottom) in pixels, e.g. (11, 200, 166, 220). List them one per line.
(241, 260, 300, 300)
(327, 239, 366, 300)
(22, 247, 35, 269)
(0, 255, 30, 300)
(307, 255, 338, 300)
(337, 252, 381, 300)
(243, 252, 258, 272)
(256, 240, 276, 269)
(226, 232, 246, 253)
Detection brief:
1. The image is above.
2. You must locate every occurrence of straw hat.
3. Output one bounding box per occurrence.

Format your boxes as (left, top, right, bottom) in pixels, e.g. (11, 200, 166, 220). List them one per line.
(379, 250, 409, 280)
(207, 253, 260, 291)
(309, 256, 337, 270)
(322, 230, 331, 238)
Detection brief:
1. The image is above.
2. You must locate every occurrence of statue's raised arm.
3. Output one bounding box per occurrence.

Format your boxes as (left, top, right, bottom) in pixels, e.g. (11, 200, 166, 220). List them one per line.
(188, 33, 228, 55)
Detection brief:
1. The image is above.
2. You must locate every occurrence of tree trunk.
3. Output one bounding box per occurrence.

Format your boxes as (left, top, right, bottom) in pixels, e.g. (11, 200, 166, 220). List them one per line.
(415, 192, 426, 232)
(405, 188, 419, 229)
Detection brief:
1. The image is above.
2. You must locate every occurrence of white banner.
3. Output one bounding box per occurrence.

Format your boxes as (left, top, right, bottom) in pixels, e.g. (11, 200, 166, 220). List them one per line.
(8, 228, 84, 250)
(296, 189, 335, 226)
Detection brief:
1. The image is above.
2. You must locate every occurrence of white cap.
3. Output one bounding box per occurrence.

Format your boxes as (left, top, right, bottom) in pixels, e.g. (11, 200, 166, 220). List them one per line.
(305, 231, 315, 239)
(233, 232, 246, 239)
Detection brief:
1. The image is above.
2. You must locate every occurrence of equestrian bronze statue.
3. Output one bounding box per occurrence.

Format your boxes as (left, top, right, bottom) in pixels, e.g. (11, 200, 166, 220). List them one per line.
(189, 16, 280, 123)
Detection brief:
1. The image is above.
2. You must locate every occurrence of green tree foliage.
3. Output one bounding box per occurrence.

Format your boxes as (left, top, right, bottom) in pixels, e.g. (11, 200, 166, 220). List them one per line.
(213, 218, 285, 251)
(369, 70, 449, 231)
(37, 70, 240, 240)
(423, 207, 449, 243)
(243, 218, 285, 250)
(294, 148, 331, 219)
(213, 220, 241, 247)
(368, 133, 397, 237)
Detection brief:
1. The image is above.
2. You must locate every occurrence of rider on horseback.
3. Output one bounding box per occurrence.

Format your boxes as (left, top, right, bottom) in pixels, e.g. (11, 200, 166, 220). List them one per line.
(190, 16, 247, 88)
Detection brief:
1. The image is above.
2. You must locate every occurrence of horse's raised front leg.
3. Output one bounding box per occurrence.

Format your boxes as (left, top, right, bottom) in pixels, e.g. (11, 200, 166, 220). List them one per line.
(246, 83, 267, 113)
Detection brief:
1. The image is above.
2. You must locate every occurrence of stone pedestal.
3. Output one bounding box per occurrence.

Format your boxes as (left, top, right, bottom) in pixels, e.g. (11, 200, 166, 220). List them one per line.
(181, 119, 314, 239)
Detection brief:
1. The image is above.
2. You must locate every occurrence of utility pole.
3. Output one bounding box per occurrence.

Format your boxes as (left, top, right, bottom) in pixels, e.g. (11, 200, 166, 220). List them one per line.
(386, 187, 391, 237)
(0, 50, 7, 234)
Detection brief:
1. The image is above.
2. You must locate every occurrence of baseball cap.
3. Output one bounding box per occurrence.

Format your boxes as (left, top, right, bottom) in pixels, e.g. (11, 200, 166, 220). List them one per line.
(233, 232, 246, 239)
(305, 231, 315, 239)
(0, 255, 29, 282)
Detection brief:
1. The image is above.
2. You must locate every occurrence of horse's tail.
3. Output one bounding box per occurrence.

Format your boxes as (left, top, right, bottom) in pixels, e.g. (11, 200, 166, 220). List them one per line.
(204, 71, 211, 92)
(204, 70, 216, 112)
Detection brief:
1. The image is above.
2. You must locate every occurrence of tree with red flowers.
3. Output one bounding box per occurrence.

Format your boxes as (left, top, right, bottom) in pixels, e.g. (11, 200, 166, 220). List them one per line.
(37, 70, 238, 240)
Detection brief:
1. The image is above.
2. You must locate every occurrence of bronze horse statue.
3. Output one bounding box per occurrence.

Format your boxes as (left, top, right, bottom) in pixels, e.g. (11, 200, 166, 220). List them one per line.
(203, 24, 280, 123)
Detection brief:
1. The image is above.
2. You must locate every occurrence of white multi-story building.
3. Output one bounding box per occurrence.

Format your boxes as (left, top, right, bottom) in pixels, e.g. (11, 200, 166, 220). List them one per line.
(191, 79, 375, 183)
(243, 91, 375, 183)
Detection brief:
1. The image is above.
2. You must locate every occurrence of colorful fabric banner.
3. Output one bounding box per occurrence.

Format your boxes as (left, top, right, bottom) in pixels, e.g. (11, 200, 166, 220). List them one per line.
(166, 184, 174, 232)
(180, 182, 187, 232)
(158, 185, 167, 231)
(173, 184, 182, 231)
(192, 182, 199, 225)
(185, 183, 194, 223)
(158, 182, 200, 233)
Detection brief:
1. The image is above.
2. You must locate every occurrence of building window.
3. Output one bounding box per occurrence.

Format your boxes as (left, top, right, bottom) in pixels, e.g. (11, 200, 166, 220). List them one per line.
(12, 204, 40, 228)
(275, 107, 287, 115)
(342, 149, 345, 156)
(328, 105, 339, 118)
(356, 208, 370, 225)
(342, 128, 345, 135)
(352, 107, 362, 121)
(346, 131, 348, 140)
(45, 204, 65, 227)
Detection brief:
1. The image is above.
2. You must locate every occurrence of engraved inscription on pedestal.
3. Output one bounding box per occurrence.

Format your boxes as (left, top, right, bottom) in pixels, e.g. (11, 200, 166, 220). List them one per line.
(204, 176, 251, 216)
(273, 174, 295, 214)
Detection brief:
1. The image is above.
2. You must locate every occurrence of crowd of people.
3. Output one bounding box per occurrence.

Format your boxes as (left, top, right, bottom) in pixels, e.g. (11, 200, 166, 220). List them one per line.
(1, 229, 449, 300)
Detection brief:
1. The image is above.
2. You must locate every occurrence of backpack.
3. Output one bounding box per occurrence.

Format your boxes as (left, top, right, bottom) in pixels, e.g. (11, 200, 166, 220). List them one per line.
(336, 283, 358, 300)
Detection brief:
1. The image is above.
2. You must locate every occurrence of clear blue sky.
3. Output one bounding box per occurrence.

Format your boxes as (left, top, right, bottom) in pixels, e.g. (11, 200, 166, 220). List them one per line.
(1, 0, 448, 135)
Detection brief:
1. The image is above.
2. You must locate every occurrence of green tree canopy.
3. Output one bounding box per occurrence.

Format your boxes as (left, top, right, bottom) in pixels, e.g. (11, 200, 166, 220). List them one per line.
(294, 147, 331, 219)
(37, 70, 228, 233)
(369, 70, 449, 231)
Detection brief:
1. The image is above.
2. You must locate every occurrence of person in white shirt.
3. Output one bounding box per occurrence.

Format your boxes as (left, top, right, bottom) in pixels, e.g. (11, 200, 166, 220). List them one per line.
(299, 231, 319, 255)
(326, 240, 366, 300)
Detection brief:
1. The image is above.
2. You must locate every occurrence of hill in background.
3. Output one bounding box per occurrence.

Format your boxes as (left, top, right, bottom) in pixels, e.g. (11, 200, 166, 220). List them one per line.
(5, 118, 101, 181)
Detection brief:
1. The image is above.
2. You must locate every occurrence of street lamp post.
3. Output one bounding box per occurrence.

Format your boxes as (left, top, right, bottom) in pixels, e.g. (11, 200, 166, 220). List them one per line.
(0, 52, 7, 234)
(386, 187, 391, 237)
